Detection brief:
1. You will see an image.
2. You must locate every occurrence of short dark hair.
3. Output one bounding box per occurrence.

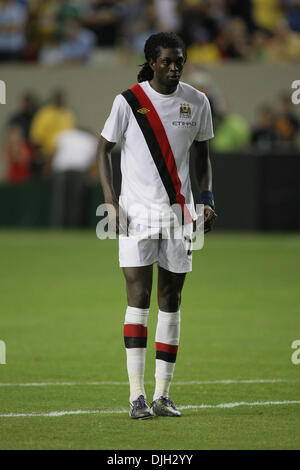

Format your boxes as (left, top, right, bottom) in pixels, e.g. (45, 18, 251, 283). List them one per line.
(137, 32, 187, 83)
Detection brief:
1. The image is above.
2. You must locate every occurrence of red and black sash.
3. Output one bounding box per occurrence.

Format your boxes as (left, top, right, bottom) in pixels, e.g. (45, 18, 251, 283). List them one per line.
(121, 83, 193, 225)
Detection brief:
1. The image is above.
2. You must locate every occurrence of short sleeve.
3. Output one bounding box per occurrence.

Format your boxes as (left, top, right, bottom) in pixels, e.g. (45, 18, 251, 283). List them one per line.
(194, 94, 214, 142)
(101, 94, 129, 143)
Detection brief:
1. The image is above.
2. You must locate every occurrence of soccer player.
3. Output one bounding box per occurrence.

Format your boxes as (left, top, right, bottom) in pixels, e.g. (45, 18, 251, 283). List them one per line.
(97, 32, 216, 419)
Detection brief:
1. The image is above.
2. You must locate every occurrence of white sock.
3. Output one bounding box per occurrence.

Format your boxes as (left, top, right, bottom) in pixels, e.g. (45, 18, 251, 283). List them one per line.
(153, 309, 180, 401)
(124, 306, 149, 402)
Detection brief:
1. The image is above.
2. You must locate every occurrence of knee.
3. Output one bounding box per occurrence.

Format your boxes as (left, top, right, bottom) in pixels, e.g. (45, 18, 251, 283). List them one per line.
(126, 282, 151, 309)
(158, 285, 182, 312)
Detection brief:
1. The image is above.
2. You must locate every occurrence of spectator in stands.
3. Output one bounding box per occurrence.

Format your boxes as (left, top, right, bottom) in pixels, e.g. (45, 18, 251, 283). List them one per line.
(119, 0, 150, 53)
(2, 125, 33, 183)
(281, 0, 300, 32)
(56, 0, 82, 40)
(250, 29, 271, 61)
(50, 126, 98, 227)
(27, 0, 58, 53)
(178, 0, 219, 47)
(2, 0, 300, 64)
(187, 26, 221, 64)
(8, 91, 39, 140)
(129, 1, 158, 54)
(61, 17, 96, 62)
(227, 0, 257, 33)
(251, 0, 284, 31)
(214, 27, 230, 60)
(39, 18, 96, 64)
(202, 0, 229, 32)
(38, 34, 64, 64)
(154, 0, 181, 33)
(30, 90, 75, 176)
(221, 17, 253, 60)
(274, 92, 300, 149)
(118, 0, 159, 55)
(0, 0, 27, 61)
(61, 17, 96, 63)
(212, 103, 251, 152)
(26, 0, 82, 60)
(189, 67, 249, 150)
(251, 104, 279, 151)
(81, 0, 121, 47)
(265, 19, 300, 61)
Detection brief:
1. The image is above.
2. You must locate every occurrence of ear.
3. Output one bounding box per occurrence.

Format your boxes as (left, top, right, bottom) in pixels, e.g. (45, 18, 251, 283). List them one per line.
(149, 58, 156, 72)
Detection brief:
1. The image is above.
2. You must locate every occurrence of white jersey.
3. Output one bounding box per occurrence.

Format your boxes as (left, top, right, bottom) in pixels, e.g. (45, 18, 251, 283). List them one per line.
(101, 80, 214, 227)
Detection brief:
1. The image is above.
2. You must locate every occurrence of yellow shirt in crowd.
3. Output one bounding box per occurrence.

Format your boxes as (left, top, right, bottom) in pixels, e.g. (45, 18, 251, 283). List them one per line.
(252, 0, 284, 31)
(30, 104, 75, 156)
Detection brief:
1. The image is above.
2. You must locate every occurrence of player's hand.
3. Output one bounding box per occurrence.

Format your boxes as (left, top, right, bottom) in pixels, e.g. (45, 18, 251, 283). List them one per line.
(204, 205, 217, 233)
(107, 201, 128, 235)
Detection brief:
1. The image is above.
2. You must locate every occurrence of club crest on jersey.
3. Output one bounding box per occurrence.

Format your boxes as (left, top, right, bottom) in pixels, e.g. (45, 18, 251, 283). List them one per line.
(179, 103, 191, 119)
(137, 107, 150, 114)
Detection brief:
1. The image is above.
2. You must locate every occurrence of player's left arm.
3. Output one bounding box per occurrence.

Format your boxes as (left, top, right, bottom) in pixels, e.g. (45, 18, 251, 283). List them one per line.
(193, 139, 217, 233)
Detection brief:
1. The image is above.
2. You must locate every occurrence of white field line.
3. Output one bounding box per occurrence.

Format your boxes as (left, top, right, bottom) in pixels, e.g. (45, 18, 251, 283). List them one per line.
(0, 378, 299, 387)
(1, 401, 300, 418)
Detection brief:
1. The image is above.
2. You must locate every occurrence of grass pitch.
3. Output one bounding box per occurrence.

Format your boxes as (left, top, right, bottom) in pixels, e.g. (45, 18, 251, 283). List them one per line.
(0, 230, 299, 450)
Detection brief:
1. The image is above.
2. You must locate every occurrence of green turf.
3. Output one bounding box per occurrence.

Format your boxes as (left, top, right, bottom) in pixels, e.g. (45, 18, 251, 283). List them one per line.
(0, 230, 299, 449)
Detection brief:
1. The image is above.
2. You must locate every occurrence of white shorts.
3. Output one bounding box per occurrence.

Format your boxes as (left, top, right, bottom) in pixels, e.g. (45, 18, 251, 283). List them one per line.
(119, 222, 193, 273)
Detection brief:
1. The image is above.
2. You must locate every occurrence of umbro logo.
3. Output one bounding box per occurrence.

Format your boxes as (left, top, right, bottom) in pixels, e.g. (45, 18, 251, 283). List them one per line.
(137, 107, 150, 114)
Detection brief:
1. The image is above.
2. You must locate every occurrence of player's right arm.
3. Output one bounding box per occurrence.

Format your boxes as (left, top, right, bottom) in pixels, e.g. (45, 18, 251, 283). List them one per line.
(97, 94, 129, 233)
(96, 136, 121, 233)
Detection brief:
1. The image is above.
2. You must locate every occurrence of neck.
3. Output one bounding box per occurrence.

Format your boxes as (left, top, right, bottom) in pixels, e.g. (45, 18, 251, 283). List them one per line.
(149, 77, 177, 95)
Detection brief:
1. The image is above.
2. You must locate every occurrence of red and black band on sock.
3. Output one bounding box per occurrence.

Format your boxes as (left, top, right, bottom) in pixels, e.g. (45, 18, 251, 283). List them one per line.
(124, 324, 147, 348)
(155, 342, 178, 363)
(121, 84, 193, 225)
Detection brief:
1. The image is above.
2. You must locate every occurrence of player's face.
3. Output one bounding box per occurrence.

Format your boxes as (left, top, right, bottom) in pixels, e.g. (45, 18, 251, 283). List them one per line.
(151, 48, 185, 87)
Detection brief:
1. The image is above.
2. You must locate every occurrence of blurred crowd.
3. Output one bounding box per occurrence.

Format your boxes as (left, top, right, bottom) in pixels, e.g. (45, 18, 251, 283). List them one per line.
(1, 84, 299, 188)
(1, 89, 99, 225)
(1, 0, 300, 64)
(190, 70, 300, 152)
